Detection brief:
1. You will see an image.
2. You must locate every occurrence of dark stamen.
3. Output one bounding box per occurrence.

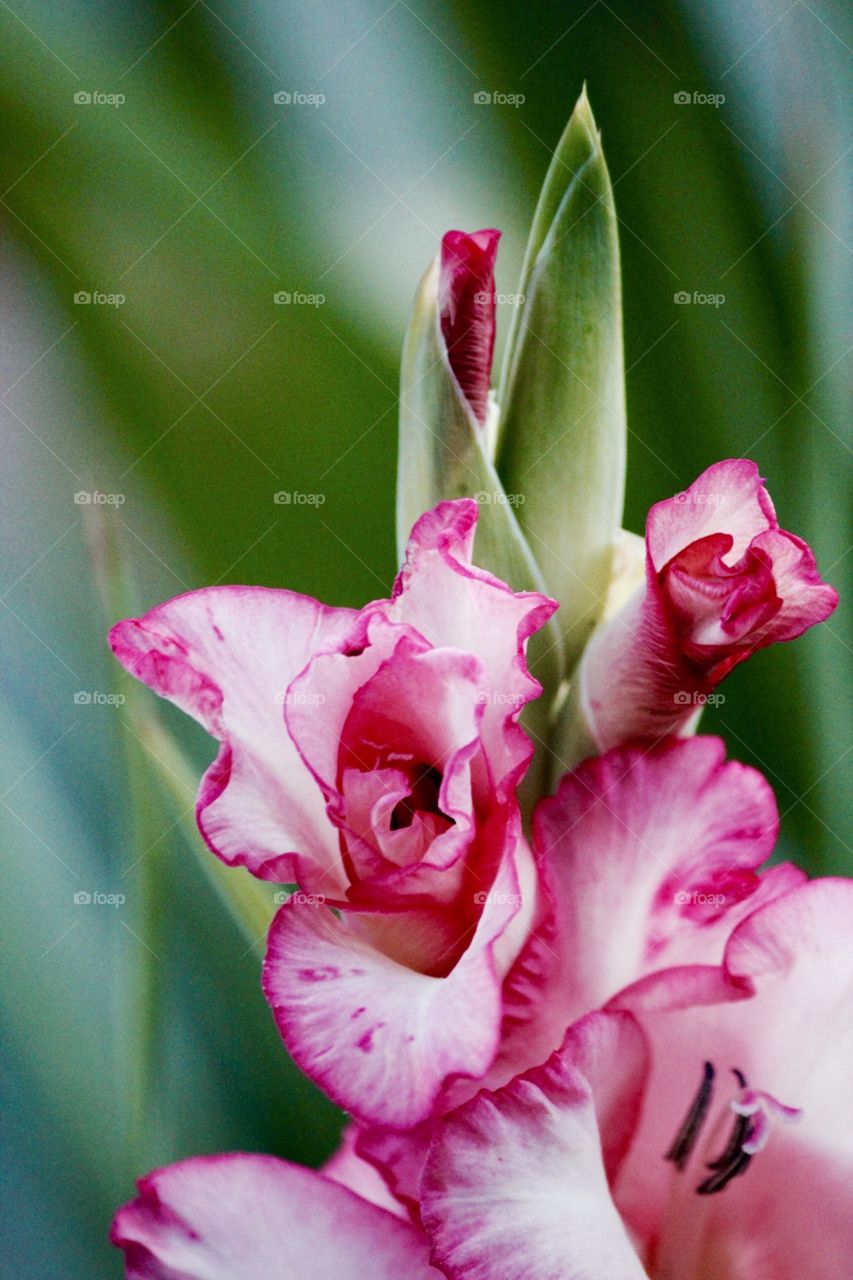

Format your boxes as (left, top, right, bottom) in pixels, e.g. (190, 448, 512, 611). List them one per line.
(704, 1070, 750, 1171)
(695, 1069, 754, 1196)
(696, 1147, 752, 1195)
(665, 1061, 715, 1171)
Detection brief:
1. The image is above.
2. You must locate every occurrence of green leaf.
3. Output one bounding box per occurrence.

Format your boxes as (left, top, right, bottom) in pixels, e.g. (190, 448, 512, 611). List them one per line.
(496, 89, 627, 671)
(129, 709, 276, 946)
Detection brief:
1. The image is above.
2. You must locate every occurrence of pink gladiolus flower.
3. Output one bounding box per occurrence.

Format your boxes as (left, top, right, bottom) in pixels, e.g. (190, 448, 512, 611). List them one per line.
(439, 228, 500, 424)
(575, 459, 838, 751)
(423, 880, 853, 1279)
(344, 735, 804, 1209)
(110, 499, 556, 1127)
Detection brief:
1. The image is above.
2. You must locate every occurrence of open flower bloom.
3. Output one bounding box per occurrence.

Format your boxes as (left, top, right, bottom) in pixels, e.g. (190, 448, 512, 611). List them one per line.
(110, 499, 555, 1127)
(348, 737, 801, 1204)
(423, 879, 853, 1279)
(573, 459, 837, 751)
(112, 1153, 442, 1278)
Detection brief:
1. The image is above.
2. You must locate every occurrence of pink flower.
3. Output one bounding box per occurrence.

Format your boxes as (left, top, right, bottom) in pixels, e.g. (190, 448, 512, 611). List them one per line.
(423, 880, 853, 1279)
(112, 1152, 442, 1278)
(110, 499, 556, 1127)
(313, 736, 804, 1210)
(574, 459, 837, 751)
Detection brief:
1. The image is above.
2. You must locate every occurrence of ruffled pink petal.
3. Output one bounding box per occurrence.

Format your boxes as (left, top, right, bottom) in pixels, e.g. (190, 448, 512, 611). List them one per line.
(439, 229, 500, 424)
(111, 1152, 440, 1279)
(527, 738, 778, 1059)
(109, 587, 355, 885)
(421, 1011, 649, 1280)
(262, 829, 537, 1128)
(749, 527, 839, 642)
(647, 459, 776, 571)
(390, 499, 558, 800)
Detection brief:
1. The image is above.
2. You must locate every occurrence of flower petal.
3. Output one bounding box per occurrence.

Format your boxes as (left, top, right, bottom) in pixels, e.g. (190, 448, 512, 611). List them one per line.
(112, 1153, 439, 1278)
(421, 1011, 649, 1280)
(647, 459, 776, 571)
(390, 499, 557, 800)
(530, 738, 779, 1045)
(262, 829, 537, 1128)
(611, 879, 853, 1275)
(110, 587, 354, 885)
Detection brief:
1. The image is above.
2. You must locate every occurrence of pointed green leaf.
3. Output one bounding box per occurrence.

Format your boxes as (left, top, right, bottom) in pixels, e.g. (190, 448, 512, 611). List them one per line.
(496, 89, 627, 670)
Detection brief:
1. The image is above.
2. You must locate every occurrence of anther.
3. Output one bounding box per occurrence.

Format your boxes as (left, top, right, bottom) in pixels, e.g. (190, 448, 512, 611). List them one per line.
(665, 1061, 715, 1171)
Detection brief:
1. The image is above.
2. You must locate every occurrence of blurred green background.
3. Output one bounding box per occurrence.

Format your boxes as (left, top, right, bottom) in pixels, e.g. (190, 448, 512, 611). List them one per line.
(0, 0, 849, 1274)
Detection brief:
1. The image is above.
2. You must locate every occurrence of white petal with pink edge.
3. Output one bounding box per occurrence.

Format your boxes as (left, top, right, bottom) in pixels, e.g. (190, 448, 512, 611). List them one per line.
(421, 1012, 649, 1280)
(109, 586, 355, 886)
(112, 1152, 440, 1279)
